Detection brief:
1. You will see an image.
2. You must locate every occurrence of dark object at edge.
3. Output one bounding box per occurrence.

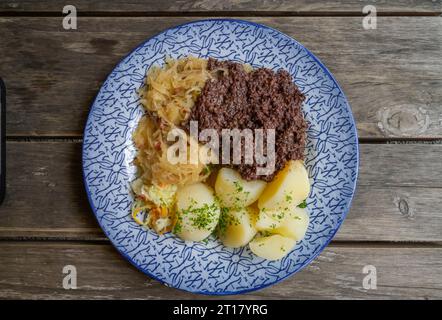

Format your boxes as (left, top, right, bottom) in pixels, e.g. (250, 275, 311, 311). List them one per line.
(0, 78, 6, 204)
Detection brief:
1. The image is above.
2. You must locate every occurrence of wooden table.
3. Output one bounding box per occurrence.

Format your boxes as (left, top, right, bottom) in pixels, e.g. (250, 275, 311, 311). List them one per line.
(0, 1, 441, 300)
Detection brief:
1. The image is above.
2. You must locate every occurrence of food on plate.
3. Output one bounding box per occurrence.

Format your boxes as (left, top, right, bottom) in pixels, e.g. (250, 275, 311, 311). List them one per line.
(134, 88, 209, 188)
(255, 209, 283, 231)
(249, 234, 296, 261)
(218, 206, 258, 248)
(131, 180, 177, 234)
(258, 160, 310, 212)
(215, 167, 266, 208)
(131, 56, 310, 260)
(174, 183, 220, 242)
(139, 57, 211, 126)
(184, 58, 307, 182)
(272, 207, 309, 241)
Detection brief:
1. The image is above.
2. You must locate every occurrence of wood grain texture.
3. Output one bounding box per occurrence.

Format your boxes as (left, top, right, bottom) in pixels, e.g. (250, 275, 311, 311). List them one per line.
(0, 0, 440, 14)
(1, 17, 441, 138)
(1, 141, 441, 242)
(0, 242, 440, 299)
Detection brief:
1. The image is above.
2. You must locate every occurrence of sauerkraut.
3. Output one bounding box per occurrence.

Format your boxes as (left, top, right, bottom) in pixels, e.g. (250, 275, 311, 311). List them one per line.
(139, 56, 211, 125)
(133, 115, 210, 187)
(132, 57, 214, 233)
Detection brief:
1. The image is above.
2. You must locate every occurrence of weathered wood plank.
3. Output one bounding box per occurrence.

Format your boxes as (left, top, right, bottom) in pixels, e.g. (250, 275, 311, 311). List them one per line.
(1, 17, 441, 138)
(1, 141, 441, 242)
(0, 242, 440, 299)
(1, 0, 440, 13)
(0, 141, 102, 239)
(336, 186, 442, 242)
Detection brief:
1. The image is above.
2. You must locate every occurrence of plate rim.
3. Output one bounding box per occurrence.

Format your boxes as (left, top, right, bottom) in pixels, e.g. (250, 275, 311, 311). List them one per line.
(82, 18, 360, 296)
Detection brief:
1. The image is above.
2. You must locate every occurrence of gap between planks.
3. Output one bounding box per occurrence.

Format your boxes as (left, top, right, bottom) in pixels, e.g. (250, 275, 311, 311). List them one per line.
(6, 136, 442, 144)
(0, 12, 440, 18)
(0, 238, 441, 249)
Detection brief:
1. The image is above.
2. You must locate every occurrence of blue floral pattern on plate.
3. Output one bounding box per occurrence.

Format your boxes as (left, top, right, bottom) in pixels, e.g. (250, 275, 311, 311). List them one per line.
(82, 19, 359, 295)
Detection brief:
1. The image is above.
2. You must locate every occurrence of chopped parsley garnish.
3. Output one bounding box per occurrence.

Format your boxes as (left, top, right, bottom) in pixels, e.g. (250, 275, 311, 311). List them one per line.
(216, 207, 240, 236)
(297, 199, 307, 208)
(285, 194, 293, 203)
(173, 215, 183, 234)
(189, 203, 219, 229)
(173, 200, 219, 233)
(233, 181, 244, 192)
(260, 231, 272, 237)
(272, 212, 285, 220)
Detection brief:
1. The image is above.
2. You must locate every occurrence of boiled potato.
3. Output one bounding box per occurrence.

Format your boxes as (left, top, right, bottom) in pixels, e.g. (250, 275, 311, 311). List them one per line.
(258, 160, 310, 211)
(215, 168, 266, 208)
(249, 234, 296, 260)
(255, 209, 282, 231)
(219, 207, 257, 248)
(273, 207, 309, 241)
(175, 183, 220, 242)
